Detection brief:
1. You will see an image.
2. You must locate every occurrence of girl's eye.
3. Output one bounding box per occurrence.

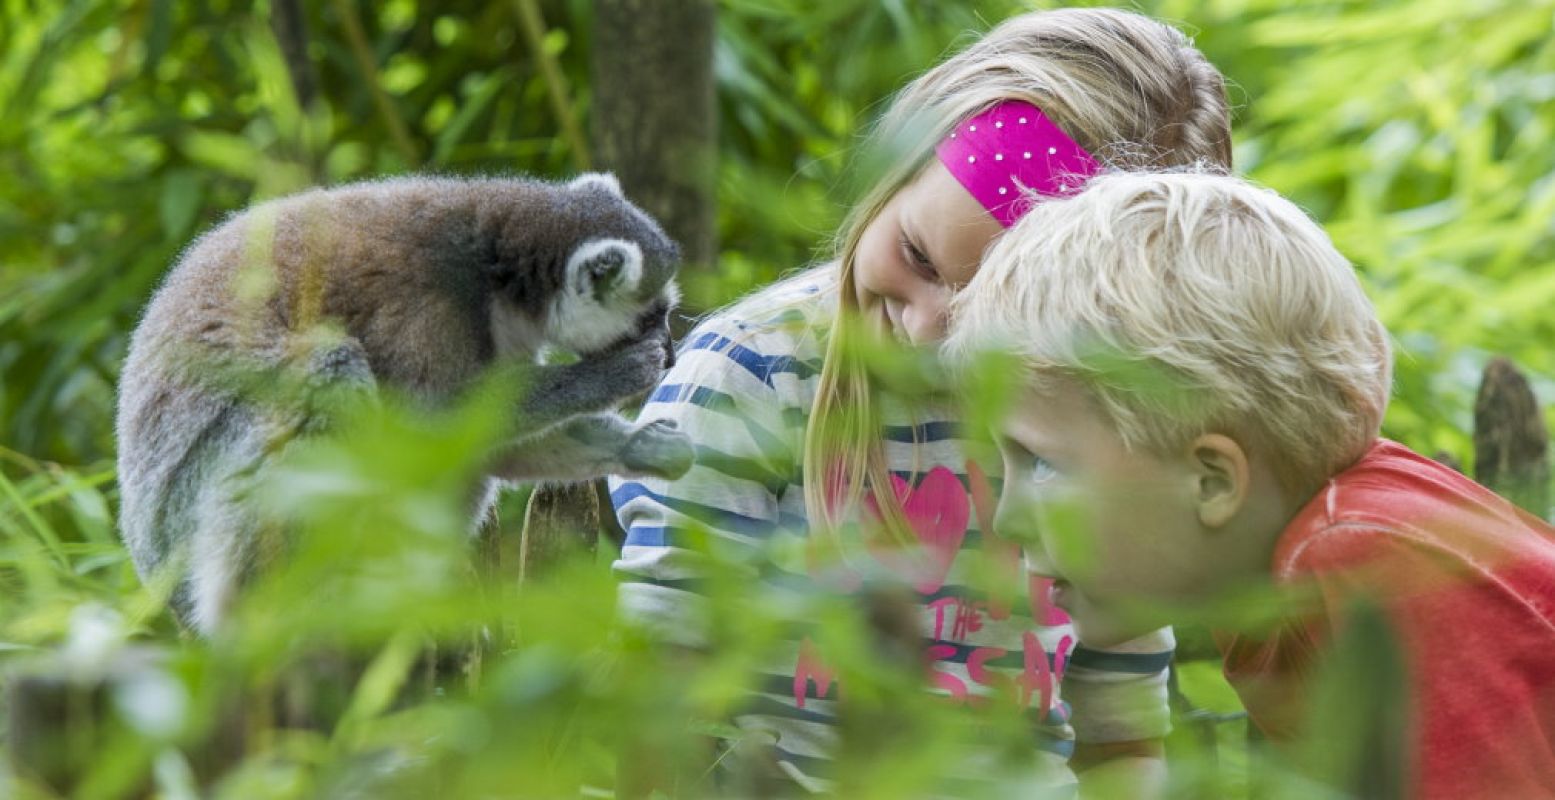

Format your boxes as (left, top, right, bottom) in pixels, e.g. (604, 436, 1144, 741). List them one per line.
(898, 233, 940, 282)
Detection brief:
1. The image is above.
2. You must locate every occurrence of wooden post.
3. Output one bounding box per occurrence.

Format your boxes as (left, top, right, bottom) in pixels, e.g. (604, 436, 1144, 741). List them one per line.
(5, 646, 173, 795)
(5, 667, 111, 794)
(1473, 357, 1551, 518)
(520, 481, 602, 581)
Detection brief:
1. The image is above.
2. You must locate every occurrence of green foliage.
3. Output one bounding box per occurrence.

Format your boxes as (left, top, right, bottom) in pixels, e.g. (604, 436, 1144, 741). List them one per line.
(1, 0, 1552, 796)
(0, 383, 1083, 796)
(1171, 0, 1555, 472)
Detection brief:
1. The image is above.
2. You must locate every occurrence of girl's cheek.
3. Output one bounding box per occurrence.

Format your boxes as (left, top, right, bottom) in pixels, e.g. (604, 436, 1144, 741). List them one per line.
(852, 273, 874, 309)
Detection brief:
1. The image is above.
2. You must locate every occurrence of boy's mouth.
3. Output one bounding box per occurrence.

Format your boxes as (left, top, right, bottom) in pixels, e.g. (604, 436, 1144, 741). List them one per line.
(1050, 579, 1074, 611)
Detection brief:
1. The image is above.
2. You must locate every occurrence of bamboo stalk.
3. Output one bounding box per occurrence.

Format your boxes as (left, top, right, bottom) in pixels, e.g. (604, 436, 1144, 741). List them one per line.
(512, 0, 593, 171)
(330, 0, 420, 165)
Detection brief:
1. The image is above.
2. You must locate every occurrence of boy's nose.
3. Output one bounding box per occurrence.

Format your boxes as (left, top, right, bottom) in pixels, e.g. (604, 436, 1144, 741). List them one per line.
(1021, 545, 1062, 580)
(992, 493, 1036, 544)
(995, 495, 1060, 577)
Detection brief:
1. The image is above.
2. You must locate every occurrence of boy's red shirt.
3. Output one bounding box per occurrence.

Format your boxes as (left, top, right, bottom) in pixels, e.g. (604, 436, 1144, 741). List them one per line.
(1215, 439, 1555, 799)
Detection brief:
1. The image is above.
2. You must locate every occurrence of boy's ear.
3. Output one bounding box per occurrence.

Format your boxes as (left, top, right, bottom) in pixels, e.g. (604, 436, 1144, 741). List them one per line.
(1189, 433, 1249, 529)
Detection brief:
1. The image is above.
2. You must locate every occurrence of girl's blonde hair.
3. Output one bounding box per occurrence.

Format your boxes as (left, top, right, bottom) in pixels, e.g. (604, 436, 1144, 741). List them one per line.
(806, 8, 1235, 537)
(944, 171, 1392, 498)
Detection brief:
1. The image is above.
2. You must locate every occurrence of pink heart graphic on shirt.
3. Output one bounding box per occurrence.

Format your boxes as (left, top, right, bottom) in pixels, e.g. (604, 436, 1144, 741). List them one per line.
(863, 466, 970, 594)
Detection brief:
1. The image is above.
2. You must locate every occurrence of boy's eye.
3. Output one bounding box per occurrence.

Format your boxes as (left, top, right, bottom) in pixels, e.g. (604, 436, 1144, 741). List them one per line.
(1027, 455, 1058, 485)
(1000, 437, 1058, 485)
(898, 233, 940, 282)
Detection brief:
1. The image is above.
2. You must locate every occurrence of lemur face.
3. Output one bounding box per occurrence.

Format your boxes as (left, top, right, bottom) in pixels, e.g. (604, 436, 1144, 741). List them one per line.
(538, 173, 680, 358)
(547, 233, 680, 358)
(484, 172, 681, 362)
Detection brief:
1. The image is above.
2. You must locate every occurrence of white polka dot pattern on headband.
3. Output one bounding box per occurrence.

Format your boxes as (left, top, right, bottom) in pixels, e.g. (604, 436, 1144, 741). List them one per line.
(934, 100, 1103, 227)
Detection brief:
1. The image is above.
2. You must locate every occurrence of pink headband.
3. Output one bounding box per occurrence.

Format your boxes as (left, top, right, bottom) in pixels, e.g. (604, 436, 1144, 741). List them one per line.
(934, 100, 1100, 227)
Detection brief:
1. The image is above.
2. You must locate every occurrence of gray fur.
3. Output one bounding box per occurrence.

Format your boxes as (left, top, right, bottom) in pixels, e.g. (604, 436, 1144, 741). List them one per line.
(116, 173, 692, 634)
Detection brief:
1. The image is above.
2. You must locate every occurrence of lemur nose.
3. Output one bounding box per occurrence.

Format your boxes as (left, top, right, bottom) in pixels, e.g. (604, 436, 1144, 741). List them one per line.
(646, 306, 676, 370)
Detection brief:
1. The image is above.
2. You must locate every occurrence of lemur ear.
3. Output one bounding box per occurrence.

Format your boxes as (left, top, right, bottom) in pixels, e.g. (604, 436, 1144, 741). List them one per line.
(567, 238, 643, 301)
(568, 172, 622, 196)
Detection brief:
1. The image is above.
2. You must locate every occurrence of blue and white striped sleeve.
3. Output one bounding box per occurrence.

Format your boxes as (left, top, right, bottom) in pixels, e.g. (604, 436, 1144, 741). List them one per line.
(1062, 627, 1176, 743)
(610, 315, 801, 648)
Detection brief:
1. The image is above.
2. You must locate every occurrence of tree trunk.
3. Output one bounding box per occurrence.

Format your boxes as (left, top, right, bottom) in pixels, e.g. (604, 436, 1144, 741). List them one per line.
(590, 0, 718, 274)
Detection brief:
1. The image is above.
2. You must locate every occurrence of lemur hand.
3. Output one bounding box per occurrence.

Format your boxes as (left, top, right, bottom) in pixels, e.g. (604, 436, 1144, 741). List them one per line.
(594, 319, 675, 401)
(518, 311, 675, 426)
(620, 419, 694, 479)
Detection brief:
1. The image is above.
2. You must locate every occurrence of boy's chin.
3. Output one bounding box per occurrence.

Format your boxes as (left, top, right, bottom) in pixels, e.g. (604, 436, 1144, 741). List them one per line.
(1066, 596, 1167, 648)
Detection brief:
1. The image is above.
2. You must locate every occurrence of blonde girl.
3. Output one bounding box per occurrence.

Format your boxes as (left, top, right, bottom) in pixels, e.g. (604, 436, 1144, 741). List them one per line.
(611, 7, 1233, 795)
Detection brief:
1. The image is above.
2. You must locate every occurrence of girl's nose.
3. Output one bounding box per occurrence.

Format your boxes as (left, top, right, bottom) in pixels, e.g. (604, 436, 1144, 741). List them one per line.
(900, 303, 947, 345)
(881, 298, 906, 337)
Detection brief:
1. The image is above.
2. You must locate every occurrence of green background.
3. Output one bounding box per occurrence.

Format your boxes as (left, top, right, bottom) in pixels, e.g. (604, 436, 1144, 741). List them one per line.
(1, 1, 1551, 796)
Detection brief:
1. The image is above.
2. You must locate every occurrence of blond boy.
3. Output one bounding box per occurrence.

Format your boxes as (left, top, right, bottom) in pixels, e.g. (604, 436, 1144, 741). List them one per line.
(945, 171, 1555, 799)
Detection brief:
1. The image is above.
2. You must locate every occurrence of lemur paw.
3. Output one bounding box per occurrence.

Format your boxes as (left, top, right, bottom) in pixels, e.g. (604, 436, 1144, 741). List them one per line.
(621, 419, 693, 479)
(609, 332, 674, 396)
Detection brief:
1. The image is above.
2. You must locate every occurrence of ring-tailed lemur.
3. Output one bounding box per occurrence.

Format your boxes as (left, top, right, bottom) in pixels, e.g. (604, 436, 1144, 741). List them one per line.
(116, 173, 693, 633)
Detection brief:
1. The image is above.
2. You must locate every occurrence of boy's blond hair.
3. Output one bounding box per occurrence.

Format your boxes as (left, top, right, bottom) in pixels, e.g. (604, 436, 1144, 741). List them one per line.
(946, 171, 1393, 497)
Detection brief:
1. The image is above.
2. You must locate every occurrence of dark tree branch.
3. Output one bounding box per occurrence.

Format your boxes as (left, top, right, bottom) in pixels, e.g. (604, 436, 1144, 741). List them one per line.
(269, 0, 318, 110)
(1474, 357, 1551, 518)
